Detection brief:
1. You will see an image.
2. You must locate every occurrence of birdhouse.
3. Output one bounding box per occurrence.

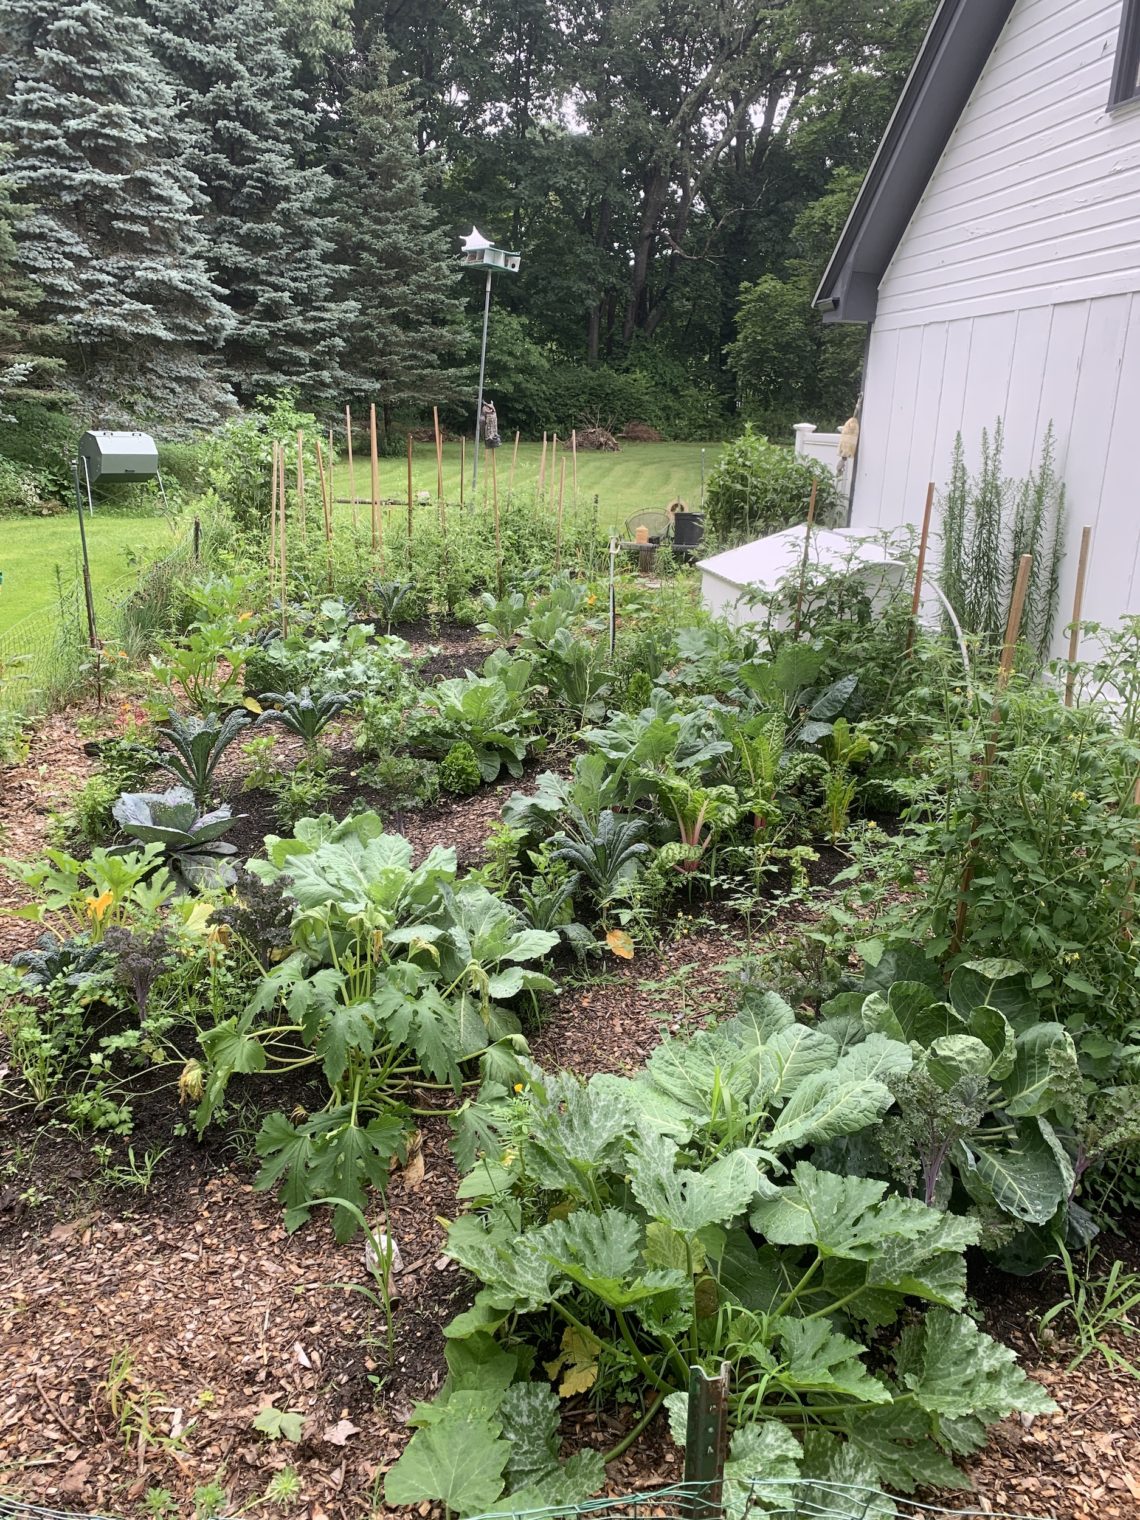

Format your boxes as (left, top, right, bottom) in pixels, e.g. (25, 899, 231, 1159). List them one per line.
(77, 430, 160, 483)
(459, 227, 521, 274)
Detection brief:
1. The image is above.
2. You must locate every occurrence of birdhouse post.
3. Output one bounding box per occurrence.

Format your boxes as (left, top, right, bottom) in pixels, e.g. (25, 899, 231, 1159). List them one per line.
(459, 227, 521, 493)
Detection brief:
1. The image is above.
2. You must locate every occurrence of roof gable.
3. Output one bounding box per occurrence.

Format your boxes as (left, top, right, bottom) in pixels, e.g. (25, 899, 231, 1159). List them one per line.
(814, 0, 1018, 324)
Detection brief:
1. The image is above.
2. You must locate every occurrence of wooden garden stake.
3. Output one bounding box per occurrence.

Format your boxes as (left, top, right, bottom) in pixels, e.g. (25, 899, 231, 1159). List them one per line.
(791, 479, 819, 638)
(509, 430, 520, 496)
(1064, 525, 1093, 707)
(950, 552, 1033, 955)
(269, 440, 279, 588)
(296, 430, 306, 547)
(433, 406, 444, 500)
(460, 435, 466, 508)
(315, 437, 334, 588)
(571, 428, 578, 494)
(369, 404, 381, 554)
(538, 431, 548, 496)
(1122, 777, 1140, 932)
(555, 457, 566, 571)
(906, 482, 936, 656)
(278, 442, 288, 635)
(345, 404, 358, 517)
(405, 433, 414, 569)
(549, 433, 558, 505)
(492, 446, 502, 598)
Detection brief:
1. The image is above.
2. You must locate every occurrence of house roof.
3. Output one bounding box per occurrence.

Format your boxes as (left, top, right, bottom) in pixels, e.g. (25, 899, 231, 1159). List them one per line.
(813, 0, 1017, 324)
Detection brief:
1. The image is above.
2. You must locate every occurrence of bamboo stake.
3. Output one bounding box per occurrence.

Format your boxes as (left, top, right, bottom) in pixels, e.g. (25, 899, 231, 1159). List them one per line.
(269, 440, 279, 590)
(328, 427, 337, 536)
(406, 433, 414, 569)
(345, 404, 358, 521)
(509, 430, 520, 496)
(571, 428, 578, 494)
(792, 480, 819, 638)
(296, 430, 306, 547)
(950, 552, 1033, 955)
(315, 437, 333, 589)
(538, 431, 548, 496)
(549, 433, 558, 506)
(278, 442, 288, 636)
(1064, 525, 1093, 707)
(460, 436, 466, 509)
(433, 407, 443, 500)
(555, 457, 566, 572)
(369, 404, 380, 555)
(905, 482, 936, 656)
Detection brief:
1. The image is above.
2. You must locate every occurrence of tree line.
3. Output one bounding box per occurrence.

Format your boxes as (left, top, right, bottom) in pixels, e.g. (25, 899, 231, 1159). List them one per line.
(0, 0, 934, 443)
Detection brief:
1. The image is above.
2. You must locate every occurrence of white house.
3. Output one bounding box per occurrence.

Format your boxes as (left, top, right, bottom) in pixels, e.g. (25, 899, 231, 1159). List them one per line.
(815, 0, 1140, 647)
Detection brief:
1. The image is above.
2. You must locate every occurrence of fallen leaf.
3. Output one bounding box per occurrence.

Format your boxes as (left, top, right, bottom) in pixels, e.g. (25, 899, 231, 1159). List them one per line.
(402, 1130, 425, 1190)
(323, 1418, 360, 1446)
(606, 928, 634, 960)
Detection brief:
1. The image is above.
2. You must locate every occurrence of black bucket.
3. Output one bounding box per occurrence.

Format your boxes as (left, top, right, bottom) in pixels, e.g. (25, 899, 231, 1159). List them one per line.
(672, 510, 705, 560)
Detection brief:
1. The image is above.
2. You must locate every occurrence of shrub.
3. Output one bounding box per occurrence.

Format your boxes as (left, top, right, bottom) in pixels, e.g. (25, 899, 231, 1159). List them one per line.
(705, 425, 838, 543)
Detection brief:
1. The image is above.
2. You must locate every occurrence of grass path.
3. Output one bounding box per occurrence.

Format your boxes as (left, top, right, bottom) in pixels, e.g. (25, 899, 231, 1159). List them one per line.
(0, 514, 178, 637)
(327, 439, 716, 531)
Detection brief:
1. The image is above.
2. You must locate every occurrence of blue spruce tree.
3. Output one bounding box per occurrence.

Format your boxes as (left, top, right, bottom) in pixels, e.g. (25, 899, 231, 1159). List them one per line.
(0, 0, 232, 424)
(145, 0, 354, 402)
(332, 40, 464, 444)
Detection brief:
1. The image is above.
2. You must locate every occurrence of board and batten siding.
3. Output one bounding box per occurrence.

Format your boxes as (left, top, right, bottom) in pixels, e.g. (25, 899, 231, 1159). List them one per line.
(852, 0, 1140, 647)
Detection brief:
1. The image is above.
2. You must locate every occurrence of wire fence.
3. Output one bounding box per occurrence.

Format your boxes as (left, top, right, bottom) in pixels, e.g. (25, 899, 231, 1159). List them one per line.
(0, 1483, 1054, 1520)
(0, 531, 194, 718)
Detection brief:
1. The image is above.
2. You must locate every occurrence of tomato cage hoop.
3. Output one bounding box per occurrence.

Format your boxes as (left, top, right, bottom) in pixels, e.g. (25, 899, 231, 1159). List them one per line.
(468, 1485, 1053, 1520)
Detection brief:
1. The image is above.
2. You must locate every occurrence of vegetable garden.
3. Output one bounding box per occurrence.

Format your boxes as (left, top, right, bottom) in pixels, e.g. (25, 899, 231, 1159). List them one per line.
(2, 438, 1140, 1520)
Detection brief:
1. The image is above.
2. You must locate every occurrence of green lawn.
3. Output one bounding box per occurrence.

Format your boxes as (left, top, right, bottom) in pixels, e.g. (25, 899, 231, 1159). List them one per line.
(0, 513, 179, 637)
(329, 439, 718, 530)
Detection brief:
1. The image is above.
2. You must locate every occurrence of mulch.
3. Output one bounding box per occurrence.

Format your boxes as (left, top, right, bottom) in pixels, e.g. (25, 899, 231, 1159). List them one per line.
(2, 683, 1140, 1517)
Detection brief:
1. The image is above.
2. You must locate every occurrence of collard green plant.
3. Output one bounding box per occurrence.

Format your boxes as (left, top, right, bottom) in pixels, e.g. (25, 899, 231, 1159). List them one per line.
(410, 653, 541, 782)
(111, 788, 240, 890)
(154, 711, 252, 806)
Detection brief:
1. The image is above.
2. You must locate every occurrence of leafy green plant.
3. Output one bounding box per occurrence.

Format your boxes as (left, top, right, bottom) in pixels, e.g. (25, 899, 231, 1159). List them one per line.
(269, 762, 339, 828)
(152, 621, 251, 715)
(154, 711, 252, 806)
(705, 425, 838, 543)
(440, 741, 482, 795)
(111, 788, 240, 890)
(3, 844, 174, 940)
(429, 991, 1052, 1509)
(410, 652, 541, 782)
(240, 734, 281, 792)
(256, 685, 361, 755)
(551, 810, 649, 916)
(196, 815, 554, 1239)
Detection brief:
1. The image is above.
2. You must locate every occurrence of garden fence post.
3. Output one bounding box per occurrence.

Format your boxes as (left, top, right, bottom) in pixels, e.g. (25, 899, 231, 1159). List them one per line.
(1064, 525, 1092, 707)
(509, 430, 520, 498)
(905, 482, 935, 656)
(549, 432, 558, 507)
(683, 1363, 729, 1520)
(792, 479, 819, 638)
(269, 441, 278, 591)
(434, 406, 444, 501)
(539, 431, 548, 497)
(193, 515, 201, 563)
(608, 536, 617, 658)
(345, 404, 358, 526)
(460, 436, 466, 509)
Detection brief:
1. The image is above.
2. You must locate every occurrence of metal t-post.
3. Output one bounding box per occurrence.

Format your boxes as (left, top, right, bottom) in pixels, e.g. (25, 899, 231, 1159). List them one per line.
(472, 268, 493, 494)
(71, 456, 99, 648)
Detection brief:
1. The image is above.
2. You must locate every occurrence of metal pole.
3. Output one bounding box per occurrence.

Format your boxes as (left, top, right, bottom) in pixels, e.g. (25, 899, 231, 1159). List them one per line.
(71, 457, 99, 648)
(683, 1363, 730, 1520)
(472, 268, 492, 494)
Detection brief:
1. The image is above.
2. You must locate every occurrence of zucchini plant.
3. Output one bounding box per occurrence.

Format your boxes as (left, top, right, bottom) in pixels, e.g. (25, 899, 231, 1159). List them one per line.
(406, 989, 1054, 1514)
(195, 812, 557, 1239)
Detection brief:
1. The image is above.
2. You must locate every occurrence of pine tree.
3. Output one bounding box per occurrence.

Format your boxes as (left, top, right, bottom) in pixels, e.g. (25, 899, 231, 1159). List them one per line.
(0, 0, 232, 424)
(332, 41, 464, 442)
(144, 0, 353, 403)
(0, 145, 60, 412)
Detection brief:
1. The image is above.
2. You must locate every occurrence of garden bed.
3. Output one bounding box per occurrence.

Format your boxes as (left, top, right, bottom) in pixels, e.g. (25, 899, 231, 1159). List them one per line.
(3, 566, 1140, 1520)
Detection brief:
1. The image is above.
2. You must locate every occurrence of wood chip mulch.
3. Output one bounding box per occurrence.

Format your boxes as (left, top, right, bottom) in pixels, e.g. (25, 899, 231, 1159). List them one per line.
(3, 700, 1140, 1517)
